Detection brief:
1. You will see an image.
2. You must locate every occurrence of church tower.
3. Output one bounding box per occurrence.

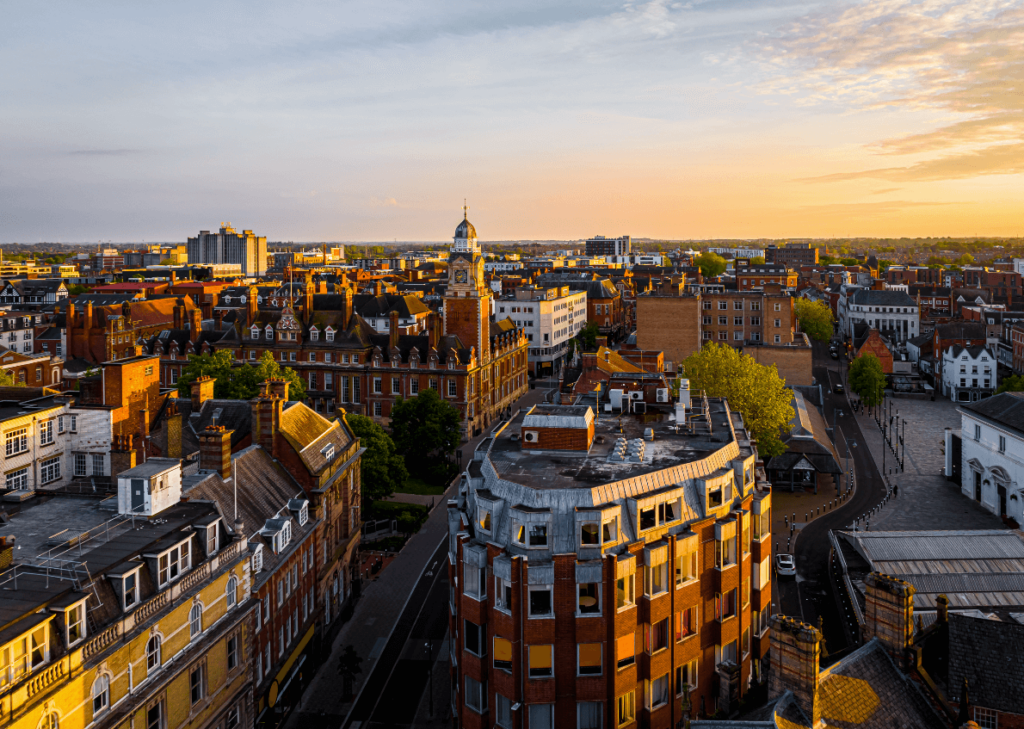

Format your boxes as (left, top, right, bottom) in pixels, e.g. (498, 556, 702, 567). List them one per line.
(443, 206, 490, 365)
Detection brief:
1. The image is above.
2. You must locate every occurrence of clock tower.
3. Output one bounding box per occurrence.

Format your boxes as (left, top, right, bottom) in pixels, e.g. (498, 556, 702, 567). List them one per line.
(443, 207, 490, 364)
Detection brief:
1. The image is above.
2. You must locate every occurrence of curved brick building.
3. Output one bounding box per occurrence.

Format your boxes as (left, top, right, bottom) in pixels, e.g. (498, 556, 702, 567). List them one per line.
(448, 387, 773, 729)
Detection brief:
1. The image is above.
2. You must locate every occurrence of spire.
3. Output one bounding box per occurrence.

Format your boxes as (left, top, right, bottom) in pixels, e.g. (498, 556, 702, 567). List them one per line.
(463, 199, 469, 220)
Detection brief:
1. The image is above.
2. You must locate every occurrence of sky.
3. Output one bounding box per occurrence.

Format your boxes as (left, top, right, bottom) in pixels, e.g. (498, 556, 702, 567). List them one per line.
(2, 0, 1023, 243)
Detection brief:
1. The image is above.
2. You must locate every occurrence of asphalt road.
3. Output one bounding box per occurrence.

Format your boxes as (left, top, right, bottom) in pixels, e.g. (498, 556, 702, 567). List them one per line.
(775, 340, 889, 651)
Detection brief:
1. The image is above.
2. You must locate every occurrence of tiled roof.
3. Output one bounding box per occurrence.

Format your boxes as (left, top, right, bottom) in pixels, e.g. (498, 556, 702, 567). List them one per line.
(278, 401, 353, 474)
(948, 612, 1024, 714)
(963, 391, 1024, 433)
(850, 289, 916, 307)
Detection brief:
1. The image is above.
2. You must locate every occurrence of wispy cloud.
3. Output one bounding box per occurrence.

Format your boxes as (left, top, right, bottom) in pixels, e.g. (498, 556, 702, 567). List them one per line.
(760, 0, 1024, 182)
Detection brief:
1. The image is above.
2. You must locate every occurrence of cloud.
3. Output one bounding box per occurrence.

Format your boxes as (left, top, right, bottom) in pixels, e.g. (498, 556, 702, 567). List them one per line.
(869, 188, 901, 195)
(67, 149, 142, 156)
(759, 0, 1024, 182)
(797, 200, 961, 212)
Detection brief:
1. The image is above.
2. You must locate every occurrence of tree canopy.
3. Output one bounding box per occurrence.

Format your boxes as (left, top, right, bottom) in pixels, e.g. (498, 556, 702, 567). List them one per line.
(849, 353, 886, 407)
(996, 374, 1024, 394)
(389, 389, 462, 485)
(694, 252, 727, 279)
(345, 413, 408, 506)
(176, 350, 307, 401)
(681, 343, 794, 457)
(794, 298, 835, 342)
(576, 321, 599, 352)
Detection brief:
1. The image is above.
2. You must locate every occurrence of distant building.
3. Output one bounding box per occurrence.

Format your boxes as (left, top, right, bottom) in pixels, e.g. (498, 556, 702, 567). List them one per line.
(841, 288, 919, 343)
(496, 285, 587, 377)
(941, 345, 998, 402)
(187, 223, 268, 277)
(585, 235, 632, 257)
(765, 242, 819, 266)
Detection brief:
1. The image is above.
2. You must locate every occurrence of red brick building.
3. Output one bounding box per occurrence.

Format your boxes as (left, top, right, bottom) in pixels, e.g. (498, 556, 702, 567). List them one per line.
(449, 397, 771, 728)
(735, 263, 798, 291)
(856, 329, 894, 374)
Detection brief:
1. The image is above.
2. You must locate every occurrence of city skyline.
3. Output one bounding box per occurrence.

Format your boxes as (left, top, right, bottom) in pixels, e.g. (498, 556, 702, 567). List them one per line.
(3, 0, 1023, 242)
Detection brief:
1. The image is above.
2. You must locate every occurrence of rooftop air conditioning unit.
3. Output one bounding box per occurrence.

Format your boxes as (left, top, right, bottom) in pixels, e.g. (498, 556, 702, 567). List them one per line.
(656, 388, 669, 403)
(630, 391, 643, 401)
(523, 431, 538, 443)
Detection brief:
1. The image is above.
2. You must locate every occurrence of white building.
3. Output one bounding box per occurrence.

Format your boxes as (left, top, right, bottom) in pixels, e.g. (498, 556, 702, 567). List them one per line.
(186, 223, 268, 277)
(942, 345, 999, 402)
(955, 391, 1024, 523)
(585, 235, 631, 257)
(496, 285, 587, 377)
(484, 261, 524, 273)
(840, 288, 919, 343)
(709, 247, 765, 259)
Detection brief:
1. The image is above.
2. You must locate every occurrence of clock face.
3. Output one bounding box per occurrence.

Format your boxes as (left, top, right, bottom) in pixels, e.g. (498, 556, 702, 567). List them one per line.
(455, 269, 468, 284)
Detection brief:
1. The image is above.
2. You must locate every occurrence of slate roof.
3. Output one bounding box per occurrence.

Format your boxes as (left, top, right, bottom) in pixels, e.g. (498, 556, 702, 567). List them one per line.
(962, 391, 1024, 433)
(765, 391, 842, 475)
(935, 322, 987, 340)
(948, 612, 1024, 714)
(849, 289, 916, 307)
(279, 401, 353, 475)
(352, 293, 430, 318)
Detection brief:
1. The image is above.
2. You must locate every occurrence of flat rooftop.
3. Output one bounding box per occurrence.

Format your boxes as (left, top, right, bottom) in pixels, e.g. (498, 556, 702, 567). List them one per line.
(486, 398, 748, 490)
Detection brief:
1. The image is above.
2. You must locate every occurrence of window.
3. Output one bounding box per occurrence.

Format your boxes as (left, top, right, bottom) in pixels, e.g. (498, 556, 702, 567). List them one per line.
(617, 692, 635, 726)
(40, 456, 60, 484)
(616, 574, 635, 609)
(226, 707, 240, 729)
(529, 705, 554, 729)
(310, 328, 319, 341)
(57, 416, 64, 433)
(189, 603, 203, 639)
(494, 636, 513, 671)
(753, 508, 770, 541)
(717, 533, 737, 568)
(999, 435, 1006, 453)
(718, 301, 727, 310)
(39, 420, 54, 445)
(410, 378, 419, 395)
(495, 695, 513, 728)
(529, 586, 552, 617)
(578, 642, 602, 675)
(616, 632, 636, 669)
(477, 507, 492, 533)
(716, 589, 737, 621)
(495, 576, 513, 611)
(975, 424, 982, 440)
(529, 644, 553, 678)
(227, 634, 239, 671)
(578, 582, 600, 615)
(67, 603, 86, 645)
(146, 635, 161, 671)
(92, 674, 110, 715)
(676, 550, 697, 585)
(226, 576, 237, 609)
(676, 659, 698, 694)
(602, 518, 617, 543)
(373, 402, 382, 417)
(464, 620, 483, 656)
(676, 606, 697, 640)
(774, 334, 781, 343)
(464, 563, 486, 599)
(448, 379, 457, 397)
(124, 571, 139, 609)
(70, 415, 77, 432)
(6, 427, 27, 456)
(158, 540, 191, 586)
(647, 673, 669, 710)
(189, 663, 205, 705)
(74, 453, 87, 477)
(974, 708, 998, 729)
(579, 702, 603, 729)
(465, 675, 487, 712)
(645, 559, 668, 596)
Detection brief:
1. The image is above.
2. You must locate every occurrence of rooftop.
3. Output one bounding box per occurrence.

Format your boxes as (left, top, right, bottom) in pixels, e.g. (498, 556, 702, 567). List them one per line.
(486, 396, 746, 490)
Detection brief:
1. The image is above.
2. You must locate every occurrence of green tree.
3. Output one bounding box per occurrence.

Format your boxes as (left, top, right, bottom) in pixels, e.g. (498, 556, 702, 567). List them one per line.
(681, 343, 794, 457)
(176, 350, 236, 398)
(176, 350, 306, 401)
(849, 353, 886, 407)
(67, 284, 90, 295)
(345, 413, 408, 505)
(996, 374, 1024, 394)
(956, 253, 974, 266)
(694, 252, 727, 279)
(576, 321, 599, 352)
(0, 369, 19, 387)
(389, 389, 462, 485)
(794, 298, 835, 342)
(750, 256, 766, 265)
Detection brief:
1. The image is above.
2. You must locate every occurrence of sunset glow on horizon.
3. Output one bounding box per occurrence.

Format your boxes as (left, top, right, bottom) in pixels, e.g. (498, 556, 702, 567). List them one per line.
(2, 0, 1023, 242)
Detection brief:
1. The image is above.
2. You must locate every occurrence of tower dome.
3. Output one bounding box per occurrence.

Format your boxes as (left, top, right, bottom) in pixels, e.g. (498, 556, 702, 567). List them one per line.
(452, 203, 480, 253)
(455, 216, 477, 240)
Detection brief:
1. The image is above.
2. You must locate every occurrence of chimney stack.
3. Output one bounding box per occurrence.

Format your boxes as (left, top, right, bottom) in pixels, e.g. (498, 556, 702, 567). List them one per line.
(199, 425, 233, 480)
(863, 572, 916, 668)
(389, 310, 399, 350)
(268, 378, 290, 401)
(191, 375, 215, 412)
(189, 308, 202, 343)
(428, 312, 439, 350)
(768, 615, 822, 727)
(247, 286, 258, 327)
(165, 401, 183, 459)
(252, 384, 283, 457)
(109, 433, 137, 488)
(84, 301, 93, 332)
(173, 298, 185, 330)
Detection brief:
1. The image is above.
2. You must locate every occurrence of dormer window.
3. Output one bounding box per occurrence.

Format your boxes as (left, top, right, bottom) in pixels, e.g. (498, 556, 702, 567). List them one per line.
(477, 507, 492, 533)
(157, 537, 192, 587)
(265, 325, 273, 339)
(66, 600, 87, 645)
(250, 326, 259, 340)
(326, 328, 335, 342)
(206, 524, 219, 555)
(251, 543, 264, 573)
(123, 570, 139, 609)
(322, 444, 335, 463)
(298, 502, 309, 526)
(310, 327, 319, 342)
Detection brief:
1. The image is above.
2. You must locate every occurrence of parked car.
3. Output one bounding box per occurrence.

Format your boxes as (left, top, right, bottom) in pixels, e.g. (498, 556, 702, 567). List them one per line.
(775, 553, 796, 577)
(830, 350, 839, 359)
(833, 383, 845, 394)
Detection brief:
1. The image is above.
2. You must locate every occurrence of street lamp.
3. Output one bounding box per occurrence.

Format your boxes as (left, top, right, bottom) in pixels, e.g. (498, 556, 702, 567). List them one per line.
(425, 641, 433, 718)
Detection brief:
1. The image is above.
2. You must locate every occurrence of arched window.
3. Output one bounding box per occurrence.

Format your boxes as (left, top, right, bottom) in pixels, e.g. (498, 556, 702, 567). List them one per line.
(92, 674, 110, 715)
(146, 635, 161, 671)
(39, 712, 60, 729)
(189, 603, 203, 639)
(226, 576, 237, 609)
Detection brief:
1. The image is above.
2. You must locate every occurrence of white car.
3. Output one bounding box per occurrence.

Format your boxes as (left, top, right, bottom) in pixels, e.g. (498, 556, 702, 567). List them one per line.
(775, 554, 796, 577)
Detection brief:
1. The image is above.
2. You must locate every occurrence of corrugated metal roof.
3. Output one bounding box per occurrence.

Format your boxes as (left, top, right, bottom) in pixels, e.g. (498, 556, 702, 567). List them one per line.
(851, 530, 1024, 562)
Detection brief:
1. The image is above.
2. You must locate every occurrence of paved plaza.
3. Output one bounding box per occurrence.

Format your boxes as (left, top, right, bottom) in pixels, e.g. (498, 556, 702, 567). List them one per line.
(849, 395, 1004, 531)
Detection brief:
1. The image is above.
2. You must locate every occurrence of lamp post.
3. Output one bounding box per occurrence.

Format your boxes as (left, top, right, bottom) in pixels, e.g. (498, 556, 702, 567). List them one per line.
(425, 641, 433, 718)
